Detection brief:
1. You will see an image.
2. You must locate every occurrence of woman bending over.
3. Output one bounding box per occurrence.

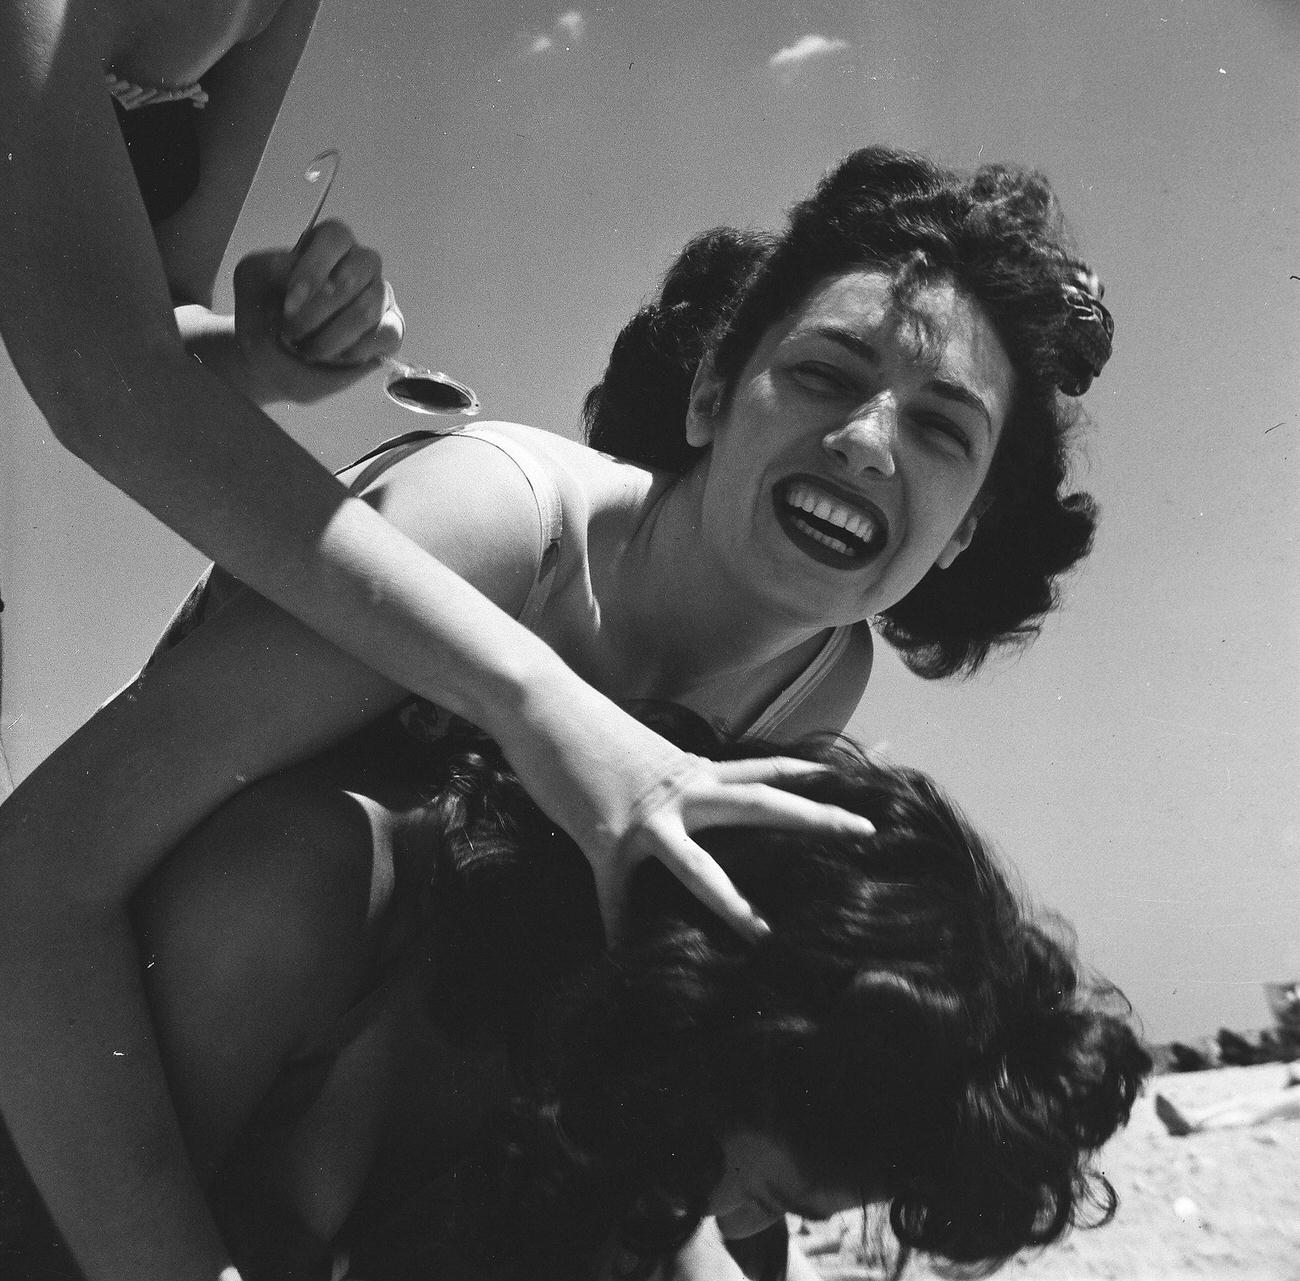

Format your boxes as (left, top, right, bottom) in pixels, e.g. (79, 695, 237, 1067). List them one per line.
(2, 716, 1150, 1280)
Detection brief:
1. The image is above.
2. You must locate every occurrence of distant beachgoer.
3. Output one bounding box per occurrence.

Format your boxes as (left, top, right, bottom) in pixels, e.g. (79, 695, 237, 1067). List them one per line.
(1156, 1066, 1300, 1136)
(1264, 981, 1300, 1038)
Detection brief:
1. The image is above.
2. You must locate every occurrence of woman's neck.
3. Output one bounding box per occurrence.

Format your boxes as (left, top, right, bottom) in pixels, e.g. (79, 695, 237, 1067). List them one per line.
(589, 469, 831, 712)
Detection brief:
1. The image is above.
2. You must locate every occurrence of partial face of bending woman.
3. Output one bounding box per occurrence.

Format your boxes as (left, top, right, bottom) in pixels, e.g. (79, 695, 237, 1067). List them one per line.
(709, 1129, 861, 1241)
(683, 269, 1013, 628)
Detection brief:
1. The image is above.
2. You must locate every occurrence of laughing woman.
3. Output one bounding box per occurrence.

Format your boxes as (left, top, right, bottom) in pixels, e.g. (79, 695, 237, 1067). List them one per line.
(0, 146, 1115, 1281)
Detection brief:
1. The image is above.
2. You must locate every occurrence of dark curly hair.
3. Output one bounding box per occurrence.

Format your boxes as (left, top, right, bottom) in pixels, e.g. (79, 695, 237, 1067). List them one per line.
(584, 146, 1107, 677)
(355, 713, 1149, 1281)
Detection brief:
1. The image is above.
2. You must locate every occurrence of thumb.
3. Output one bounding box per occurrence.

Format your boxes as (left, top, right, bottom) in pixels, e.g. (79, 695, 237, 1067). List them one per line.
(591, 862, 628, 948)
(233, 249, 297, 327)
(233, 247, 296, 294)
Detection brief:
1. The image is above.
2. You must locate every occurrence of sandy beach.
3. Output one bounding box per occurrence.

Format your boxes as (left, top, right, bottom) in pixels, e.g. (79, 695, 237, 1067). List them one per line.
(796, 1063, 1300, 1281)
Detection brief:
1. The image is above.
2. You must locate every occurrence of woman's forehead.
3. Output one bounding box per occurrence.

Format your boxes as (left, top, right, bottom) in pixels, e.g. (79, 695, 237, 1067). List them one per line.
(792, 270, 975, 352)
(778, 268, 1015, 416)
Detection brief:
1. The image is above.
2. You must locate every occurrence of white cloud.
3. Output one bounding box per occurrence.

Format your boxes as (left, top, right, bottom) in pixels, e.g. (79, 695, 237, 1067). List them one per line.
(523, 11, 585, 56)
(556, 11, 585, 40)
(769, 34, 849, 71)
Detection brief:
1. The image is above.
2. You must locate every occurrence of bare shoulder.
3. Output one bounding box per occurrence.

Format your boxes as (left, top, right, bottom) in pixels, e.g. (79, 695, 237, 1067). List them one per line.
(452, 420, 659, 540)
(434, 420, 650, 498)
(136, 767, 400, 1056)
(343, 422, 653, 610)
(134, 768, 400, 1170)
(147, 770, 392, 965)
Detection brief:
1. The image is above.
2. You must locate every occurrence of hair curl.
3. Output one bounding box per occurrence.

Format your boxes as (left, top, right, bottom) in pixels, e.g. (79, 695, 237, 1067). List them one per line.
(584, 146, 1106, 677)
(358, 713, 1149, 1280)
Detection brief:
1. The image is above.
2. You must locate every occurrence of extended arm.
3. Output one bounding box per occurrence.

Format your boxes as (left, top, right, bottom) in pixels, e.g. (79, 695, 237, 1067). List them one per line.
(0, 0, 435, 751)
(0, 439, 543, 1281)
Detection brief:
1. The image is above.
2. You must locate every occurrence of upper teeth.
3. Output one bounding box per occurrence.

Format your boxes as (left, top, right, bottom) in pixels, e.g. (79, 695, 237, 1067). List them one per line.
(784, 483, 879, 544)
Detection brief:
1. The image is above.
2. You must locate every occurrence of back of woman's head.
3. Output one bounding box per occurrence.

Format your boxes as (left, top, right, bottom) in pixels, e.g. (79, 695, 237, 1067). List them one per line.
(585, 146, 1113, 678)
(599, 736, 1148, 1271)
(583, 225, 773, 472)
(407, 715, 1148, 1277)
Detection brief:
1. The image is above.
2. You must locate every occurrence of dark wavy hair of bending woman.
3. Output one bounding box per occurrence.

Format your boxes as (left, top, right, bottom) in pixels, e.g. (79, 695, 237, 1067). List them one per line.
(346, 713, 1150, 1281)
(584, 145, 1112, 678)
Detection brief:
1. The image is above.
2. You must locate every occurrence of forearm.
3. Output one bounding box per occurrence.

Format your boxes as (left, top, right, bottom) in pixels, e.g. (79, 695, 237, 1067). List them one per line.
(175, 305, 274, 406)
(467, 633, 684, 854)
(0, 710, 249, 1279)
(0, 897, 236, 1281)
(34, 338, 506, 711)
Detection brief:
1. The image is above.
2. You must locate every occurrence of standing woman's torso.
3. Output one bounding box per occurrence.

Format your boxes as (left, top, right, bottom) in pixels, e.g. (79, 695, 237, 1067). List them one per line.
(101, 0, 293, 225)
(102, 0, 289, 86)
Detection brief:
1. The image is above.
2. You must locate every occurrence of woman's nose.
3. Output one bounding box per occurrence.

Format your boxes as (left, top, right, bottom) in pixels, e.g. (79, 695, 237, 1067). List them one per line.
(822, 397, 897, 478)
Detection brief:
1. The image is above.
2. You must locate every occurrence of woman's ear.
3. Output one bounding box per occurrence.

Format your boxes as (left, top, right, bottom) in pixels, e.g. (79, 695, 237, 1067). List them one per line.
(935, 516, 977, 570)
(935, 497, 992, 570)
(685, 360, 726, 448)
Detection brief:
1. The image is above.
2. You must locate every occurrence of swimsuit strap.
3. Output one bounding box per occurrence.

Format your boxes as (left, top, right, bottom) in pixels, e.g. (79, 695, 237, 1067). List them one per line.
(742, 624, 860, 740)
(105, 70, 208, 110)
(340, 426, 564, 629)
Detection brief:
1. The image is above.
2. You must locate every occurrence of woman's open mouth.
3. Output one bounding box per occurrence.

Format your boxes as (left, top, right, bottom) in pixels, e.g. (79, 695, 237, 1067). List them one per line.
(773, 478, 888, 569)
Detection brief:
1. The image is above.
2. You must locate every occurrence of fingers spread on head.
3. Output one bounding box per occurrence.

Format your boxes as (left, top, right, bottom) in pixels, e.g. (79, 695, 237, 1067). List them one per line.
(713, 756, 831, 784)
(615, 810, 768, 942)
(662, 836, 768, 941)
(687, 783, 876, 838)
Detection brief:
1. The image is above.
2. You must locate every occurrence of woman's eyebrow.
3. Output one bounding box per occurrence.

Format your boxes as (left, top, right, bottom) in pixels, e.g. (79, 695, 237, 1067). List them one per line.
(806, 326, 992, 434)
(807, 326, 880, 365)
(926, 378, 993, 434)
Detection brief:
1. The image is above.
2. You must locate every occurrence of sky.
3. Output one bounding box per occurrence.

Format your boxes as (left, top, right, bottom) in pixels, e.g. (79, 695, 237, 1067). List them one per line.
(1, 0, 1297, 1043)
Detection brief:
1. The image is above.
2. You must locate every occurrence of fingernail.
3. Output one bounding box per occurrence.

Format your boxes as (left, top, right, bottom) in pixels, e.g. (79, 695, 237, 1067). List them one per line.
(751, 917, 772, 942)
(283, 281, 310, 318)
